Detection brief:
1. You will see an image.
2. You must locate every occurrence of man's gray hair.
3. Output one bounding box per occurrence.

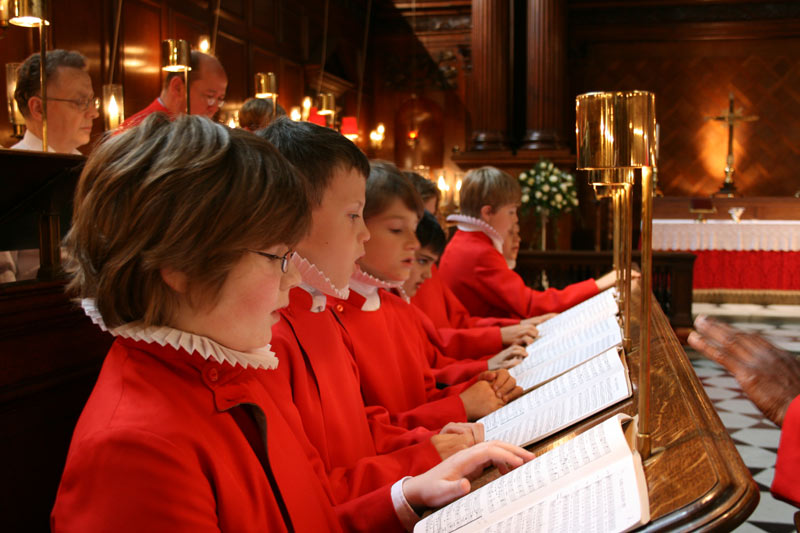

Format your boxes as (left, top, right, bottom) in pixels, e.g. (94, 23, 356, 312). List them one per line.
(14, 49, 88, 118)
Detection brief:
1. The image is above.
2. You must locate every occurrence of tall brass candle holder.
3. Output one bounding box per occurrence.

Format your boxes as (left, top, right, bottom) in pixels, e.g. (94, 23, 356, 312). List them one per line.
(161, 39, 191, 114)
(576, 90, 656, 459)
(589, 170, 633, 352)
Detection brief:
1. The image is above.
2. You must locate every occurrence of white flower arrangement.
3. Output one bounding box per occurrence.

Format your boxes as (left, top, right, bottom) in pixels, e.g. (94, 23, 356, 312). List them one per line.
(518, 160, 579, 218)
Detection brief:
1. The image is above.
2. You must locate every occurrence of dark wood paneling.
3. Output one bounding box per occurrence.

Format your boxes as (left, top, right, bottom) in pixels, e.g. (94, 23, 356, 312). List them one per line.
(215, 31, 248, 112)
(280, 59, 306, 110)
(120, 0, 164, 121)
(0, 281, 113, 532)
(570, 14, 800, 198)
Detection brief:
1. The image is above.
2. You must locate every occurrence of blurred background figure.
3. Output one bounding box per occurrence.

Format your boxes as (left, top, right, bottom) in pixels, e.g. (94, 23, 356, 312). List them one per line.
(239, 97, 286, 132)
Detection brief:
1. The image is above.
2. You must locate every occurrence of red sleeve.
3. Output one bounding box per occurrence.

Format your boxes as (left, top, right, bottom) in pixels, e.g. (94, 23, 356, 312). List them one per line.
(363, 405, 436, 451)
(473, 251, 599, 319)
(412, 304, 502, 360)
(469, 315, 520, 328)
(389, 394, 468, 430)
(772, 394, 800, 507)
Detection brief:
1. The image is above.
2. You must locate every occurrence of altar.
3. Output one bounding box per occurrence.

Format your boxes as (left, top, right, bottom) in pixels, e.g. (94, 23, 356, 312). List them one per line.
(652, 197, 800, 302)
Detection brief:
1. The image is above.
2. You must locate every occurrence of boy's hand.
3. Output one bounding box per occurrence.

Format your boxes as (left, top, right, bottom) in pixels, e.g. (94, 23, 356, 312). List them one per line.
(402, 441, 535, 512)
(521, 313, 558, 327)
(487, 345, 527, 370)
(595, 269, 641, 291)
(500, 323, 538, 346)
(431, 423, 485, 460)
(459, 381, 505, 420)
(479, 369, 523, 403)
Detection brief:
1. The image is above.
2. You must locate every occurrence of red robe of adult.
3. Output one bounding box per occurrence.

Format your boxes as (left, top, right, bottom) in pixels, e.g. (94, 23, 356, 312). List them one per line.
(119, 98, 174, 130)
(438, 230, 599, 319)
(265, 287, 442, 504)
(772, 394, 800, 506)
(331, 288, 479, 430)
(51, 338, 403, 532)
(412, 264, 519, 359)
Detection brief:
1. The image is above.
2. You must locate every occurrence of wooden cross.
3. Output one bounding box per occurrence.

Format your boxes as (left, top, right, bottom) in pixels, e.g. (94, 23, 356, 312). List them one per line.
(705, 92, 758, 197)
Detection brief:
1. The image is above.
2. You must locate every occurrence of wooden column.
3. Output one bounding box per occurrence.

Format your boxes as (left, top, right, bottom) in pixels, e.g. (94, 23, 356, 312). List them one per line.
(522, 0, 567, 150)
(470, 0, 510, 151)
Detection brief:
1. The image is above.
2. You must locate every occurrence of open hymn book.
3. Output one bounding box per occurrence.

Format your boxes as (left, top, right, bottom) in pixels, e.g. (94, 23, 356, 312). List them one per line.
(414, 414, 649, 533)
(511, 288, 622, 392)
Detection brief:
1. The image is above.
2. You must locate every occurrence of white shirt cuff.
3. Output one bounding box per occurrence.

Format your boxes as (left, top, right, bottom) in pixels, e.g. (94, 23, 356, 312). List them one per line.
(391, 476, 421, 531)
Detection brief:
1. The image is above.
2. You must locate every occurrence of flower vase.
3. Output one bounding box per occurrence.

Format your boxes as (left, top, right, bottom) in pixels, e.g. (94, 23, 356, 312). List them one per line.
(539, 209, 549, 251)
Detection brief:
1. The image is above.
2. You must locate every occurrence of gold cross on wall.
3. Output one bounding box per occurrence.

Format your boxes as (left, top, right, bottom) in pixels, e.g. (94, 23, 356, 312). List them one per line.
(704, 92, 759, 197)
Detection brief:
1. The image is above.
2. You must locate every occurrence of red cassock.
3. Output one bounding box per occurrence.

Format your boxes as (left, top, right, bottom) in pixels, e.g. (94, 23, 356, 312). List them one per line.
(438, 230, 600, 320)
(331, 289, 479, 430)
(265, 287, 442, 504)
(412, 264, 519, 359)
(51, 338, 404, 533)
(772, 394, 800, 507)
(118, 98, 174, 131)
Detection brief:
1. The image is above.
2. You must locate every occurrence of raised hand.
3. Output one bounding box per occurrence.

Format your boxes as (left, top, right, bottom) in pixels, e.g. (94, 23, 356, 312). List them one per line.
(688, 315, 800, 427)
(521, 312, 558, 327)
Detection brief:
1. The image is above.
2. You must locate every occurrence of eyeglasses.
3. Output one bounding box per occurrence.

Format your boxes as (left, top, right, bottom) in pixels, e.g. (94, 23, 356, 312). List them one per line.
(248, 249, 294, 273)
(204, 94, 225, 108)
(46, 96, 100, 112)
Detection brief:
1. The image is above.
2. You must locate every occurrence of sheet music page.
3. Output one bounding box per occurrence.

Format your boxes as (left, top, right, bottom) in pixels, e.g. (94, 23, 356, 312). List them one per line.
(414, 414, 648, 533)
(480, 349, 630, 447)
(509, 316, 622, 379)
(536, 289, 618, 336)
(513, 329, 623, 391)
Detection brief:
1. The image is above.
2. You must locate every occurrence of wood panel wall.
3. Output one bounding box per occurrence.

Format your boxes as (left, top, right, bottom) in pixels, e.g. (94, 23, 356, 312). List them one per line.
(568, 1, 800, 197)
(0, 0, 371, 150)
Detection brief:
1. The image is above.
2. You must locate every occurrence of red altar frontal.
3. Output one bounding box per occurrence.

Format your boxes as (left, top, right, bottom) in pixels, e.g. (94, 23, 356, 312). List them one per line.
(652, 219, 800, 290)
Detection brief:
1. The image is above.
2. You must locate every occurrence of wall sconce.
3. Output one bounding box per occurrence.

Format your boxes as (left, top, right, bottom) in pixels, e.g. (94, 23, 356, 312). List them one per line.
(0, 0, 10, 27)
(198, 35, 211, 54)
(10, 0, 49, 151)
(308, 107, 326, 126)
(255, 72, 278, 119)
(161, 39, 191, 114)
(301, 96, 312, 121)
(369, 123, 385, 149)
(254, 72, 277, 98)
(289, 106, 302, 121)
(407, 128, 419, 148)
(5, 62, 25, 138)
(9, 0, 49, 27)
(341, 116, 358, 141)
(102, 83, 124, 131)
(317, 93, 335, 116)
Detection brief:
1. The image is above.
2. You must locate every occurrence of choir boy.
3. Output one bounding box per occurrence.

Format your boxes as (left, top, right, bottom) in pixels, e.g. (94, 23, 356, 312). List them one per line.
(405, 211, 530, 365)
(438, 166, 617, 320)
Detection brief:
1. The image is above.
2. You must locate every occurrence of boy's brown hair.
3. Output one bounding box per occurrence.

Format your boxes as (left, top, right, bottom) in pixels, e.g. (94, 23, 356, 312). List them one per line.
(238, 97, 286, 131)
(459, 166, 521, 218)
(365, 160, 424, 221)
(257, 117, 369, 206)
(404, 171, 440, 210)
(66, 113, 311, 328)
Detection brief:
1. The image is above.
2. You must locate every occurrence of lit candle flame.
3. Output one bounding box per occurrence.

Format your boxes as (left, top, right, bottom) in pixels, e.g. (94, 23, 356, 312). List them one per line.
(107, 94, 120, 130)
(199, 38, 210, 53)
(290, 107, 302, 121)
(437, 175, 449, 192)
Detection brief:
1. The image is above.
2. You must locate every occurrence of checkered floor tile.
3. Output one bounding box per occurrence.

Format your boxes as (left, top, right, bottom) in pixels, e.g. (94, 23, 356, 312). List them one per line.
(688, 302, 800, 532)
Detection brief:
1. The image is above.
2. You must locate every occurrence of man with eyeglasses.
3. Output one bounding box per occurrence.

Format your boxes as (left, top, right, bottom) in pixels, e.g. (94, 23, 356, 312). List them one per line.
(121, 51, 227, 130)
(11, 49, 99, 154)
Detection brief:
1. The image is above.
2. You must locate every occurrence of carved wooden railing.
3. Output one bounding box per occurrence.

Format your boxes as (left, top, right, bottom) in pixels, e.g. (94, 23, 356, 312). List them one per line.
(514, 250, 696, 328)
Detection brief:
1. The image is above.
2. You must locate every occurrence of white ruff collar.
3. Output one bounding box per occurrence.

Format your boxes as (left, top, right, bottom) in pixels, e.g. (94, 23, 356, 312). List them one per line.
(81, 299, 279, 370)
(292, 254, 350, 300)
(446, 214, 504, 253)
(348, 266, 403, 311)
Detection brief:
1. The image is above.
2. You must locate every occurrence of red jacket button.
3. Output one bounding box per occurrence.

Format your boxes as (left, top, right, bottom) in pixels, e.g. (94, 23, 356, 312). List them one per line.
(335, 304, 344, 312)
(207, 368, 219, 382)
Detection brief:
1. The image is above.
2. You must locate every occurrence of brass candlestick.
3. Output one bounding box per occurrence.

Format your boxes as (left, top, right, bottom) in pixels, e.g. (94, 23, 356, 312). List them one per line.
(576, 90, 656, 459)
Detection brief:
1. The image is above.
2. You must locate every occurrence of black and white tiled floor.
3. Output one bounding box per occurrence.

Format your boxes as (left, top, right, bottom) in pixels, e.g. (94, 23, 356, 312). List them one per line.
(688, 303, 800, 532)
